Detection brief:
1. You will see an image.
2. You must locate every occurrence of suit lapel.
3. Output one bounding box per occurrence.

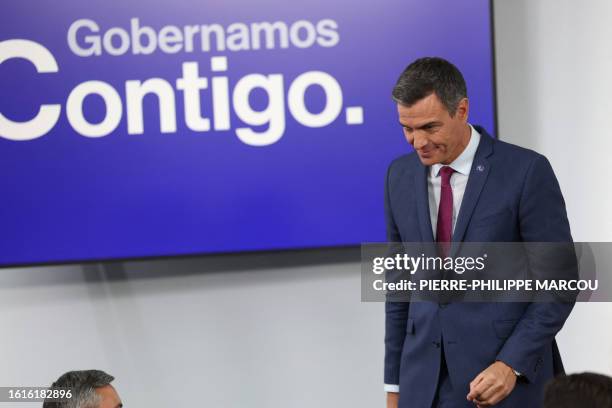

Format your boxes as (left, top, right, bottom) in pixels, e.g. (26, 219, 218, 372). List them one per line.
(452, 129, 494, 244)
(414, 163, 435, 242)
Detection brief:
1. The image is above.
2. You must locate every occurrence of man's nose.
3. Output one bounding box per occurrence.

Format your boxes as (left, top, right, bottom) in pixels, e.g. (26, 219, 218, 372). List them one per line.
(412, 132, 429, 150)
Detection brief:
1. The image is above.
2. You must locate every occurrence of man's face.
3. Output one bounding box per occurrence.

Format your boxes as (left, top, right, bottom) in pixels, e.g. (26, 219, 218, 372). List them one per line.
(95, 385, 122, 408)
(397, 93, 470, 166)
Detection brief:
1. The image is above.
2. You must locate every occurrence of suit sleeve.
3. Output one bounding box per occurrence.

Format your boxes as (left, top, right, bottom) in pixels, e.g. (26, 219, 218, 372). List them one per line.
(384, 162, 409, 387)
(496, 154, 576, 382)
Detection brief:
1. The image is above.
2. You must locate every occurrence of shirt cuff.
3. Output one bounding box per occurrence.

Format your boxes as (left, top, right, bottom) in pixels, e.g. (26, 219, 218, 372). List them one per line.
(384, 384, 400, 393)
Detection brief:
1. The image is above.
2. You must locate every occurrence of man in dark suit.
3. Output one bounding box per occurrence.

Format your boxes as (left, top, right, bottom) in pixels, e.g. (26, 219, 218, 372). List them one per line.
(384, 57, 575, 407)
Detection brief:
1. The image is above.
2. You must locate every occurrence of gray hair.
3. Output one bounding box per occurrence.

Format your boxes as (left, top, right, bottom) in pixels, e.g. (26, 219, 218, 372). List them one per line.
(392, 57, 468, 116)
(43, 370, 114, 408)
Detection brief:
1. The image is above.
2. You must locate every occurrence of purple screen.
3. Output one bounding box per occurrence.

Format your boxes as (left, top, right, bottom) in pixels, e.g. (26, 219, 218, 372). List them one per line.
(0, 0, 495, 266)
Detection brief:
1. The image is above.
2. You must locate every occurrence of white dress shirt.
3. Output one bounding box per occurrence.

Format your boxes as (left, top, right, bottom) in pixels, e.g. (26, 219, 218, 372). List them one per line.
(384, 124, 481, 393)
(428, 125, 480, 239)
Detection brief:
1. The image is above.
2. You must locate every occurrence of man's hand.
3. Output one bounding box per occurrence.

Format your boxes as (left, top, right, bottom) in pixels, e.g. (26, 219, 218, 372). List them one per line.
(386, 392, 399, 408)
(466, 361, 517, 407)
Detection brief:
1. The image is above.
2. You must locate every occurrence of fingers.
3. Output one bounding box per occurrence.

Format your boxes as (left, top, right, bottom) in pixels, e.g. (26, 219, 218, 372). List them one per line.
(478, 382, 503, 402)
(474, 385, 505, 407)
(467, 373, 485, 401)
(469, 372, 484, 389)
(468, 374, 493, 400)
(470, 375, 514, 406)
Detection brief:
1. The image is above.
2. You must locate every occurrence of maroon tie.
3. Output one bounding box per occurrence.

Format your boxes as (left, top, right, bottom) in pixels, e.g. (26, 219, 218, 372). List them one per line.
(436, 166, 455, 256)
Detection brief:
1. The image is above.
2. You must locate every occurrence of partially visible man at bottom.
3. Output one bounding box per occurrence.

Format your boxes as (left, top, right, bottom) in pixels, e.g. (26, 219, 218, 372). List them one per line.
(43, 370, 122, 408)
(544, 372, 612, 408)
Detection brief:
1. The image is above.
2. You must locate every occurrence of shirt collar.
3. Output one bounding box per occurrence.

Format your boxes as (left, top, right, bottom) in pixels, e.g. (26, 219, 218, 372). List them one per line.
(431, 124, 481, 177)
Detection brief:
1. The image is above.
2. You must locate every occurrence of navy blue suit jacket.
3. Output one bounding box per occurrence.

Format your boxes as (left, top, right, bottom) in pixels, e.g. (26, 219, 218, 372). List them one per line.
(384, 126, 574, 407)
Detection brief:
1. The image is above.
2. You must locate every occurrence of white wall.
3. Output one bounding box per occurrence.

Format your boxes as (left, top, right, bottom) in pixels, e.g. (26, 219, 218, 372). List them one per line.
(494, 0, 612, 375)
(0, 252, 382, 408)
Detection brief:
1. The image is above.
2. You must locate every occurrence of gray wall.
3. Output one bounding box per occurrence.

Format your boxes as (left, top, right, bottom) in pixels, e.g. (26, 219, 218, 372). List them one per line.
(494, 0, 612, 376)
(2, 1, 612, 407)
(0, 250, 382, 407)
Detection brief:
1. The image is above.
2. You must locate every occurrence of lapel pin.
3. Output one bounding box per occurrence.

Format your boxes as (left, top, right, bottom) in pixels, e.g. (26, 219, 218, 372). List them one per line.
(476, 164, 485, 172)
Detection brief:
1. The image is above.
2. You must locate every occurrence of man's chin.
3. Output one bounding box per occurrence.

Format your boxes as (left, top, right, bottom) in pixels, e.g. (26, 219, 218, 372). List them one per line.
(417, 156, 440, 166)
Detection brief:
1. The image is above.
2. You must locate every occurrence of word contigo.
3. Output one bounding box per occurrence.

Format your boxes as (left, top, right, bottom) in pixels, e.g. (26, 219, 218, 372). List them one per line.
(0, 39, 364, 145)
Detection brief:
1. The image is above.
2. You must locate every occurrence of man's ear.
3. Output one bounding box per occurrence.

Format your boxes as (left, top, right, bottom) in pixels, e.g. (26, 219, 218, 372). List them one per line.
(456, 98, 469, 121)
